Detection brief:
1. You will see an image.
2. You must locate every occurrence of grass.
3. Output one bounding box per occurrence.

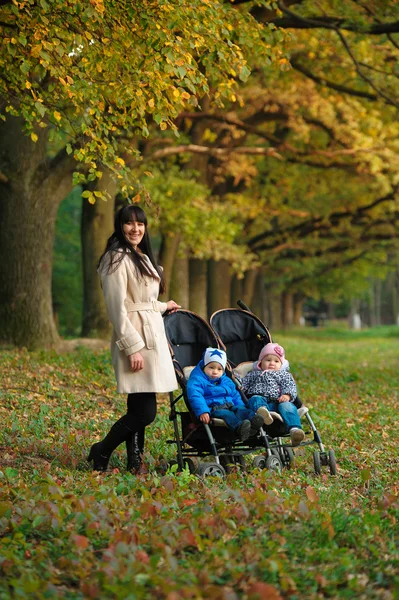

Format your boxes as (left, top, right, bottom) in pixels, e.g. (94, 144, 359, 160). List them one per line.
(0, 328, 398, 599)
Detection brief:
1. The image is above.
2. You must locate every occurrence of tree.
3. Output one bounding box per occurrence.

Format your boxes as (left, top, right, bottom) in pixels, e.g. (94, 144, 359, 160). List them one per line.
(141, 1, 399, 311)
(0, 0, 278, 347)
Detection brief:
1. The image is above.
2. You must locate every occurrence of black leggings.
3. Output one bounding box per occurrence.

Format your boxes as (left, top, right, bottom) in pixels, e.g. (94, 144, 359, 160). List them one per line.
(100, 393, 157, 456)
(125, 392, 157, 431)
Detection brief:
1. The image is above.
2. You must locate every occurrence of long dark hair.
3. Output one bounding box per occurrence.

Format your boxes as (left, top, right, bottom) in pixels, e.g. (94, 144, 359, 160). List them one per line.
(98, 205, 166, 294)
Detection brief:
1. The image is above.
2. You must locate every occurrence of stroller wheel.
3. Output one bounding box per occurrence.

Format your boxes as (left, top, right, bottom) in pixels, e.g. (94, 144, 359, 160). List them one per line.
(235, 454, 246, 469)
(328, 449, 337, 475)
(196, 462, 226, 479)
(253, 455, 267, 470)
(283, 447, 295, 469)
(220, 454, 246, 473)
(265, 455, 282, 474)
(183, 458, 198, 474)
(313, 450, 322, 475)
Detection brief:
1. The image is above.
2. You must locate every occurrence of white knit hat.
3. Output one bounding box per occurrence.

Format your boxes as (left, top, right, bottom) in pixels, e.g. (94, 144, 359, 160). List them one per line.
(203, 348, 227, 370)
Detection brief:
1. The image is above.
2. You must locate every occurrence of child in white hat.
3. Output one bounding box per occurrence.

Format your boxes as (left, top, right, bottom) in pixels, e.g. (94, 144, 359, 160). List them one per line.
(241, 343, 305, 446)
(187, 347, 264, 441)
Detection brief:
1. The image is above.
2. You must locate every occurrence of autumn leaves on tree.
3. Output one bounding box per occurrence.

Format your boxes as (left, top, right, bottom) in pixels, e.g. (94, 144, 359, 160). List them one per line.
(1, 0, 399, 346)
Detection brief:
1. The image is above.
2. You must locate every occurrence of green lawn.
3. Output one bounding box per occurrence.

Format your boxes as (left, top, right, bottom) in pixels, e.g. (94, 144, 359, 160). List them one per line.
(0, 329, 398, 599)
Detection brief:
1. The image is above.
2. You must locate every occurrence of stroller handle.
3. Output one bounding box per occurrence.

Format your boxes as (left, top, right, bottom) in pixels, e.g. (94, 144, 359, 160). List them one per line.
(237, 299, 252, 313)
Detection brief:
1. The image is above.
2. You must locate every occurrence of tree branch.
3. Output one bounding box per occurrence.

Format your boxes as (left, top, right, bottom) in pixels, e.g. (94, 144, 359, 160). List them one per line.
(175, 111, 358, 164)
(285, 157, 357, 171)
(334, 28, 399, 108)
(387, 33, 399, 51)
(150, 144, 283, 160)
(271, 1, 399, 34)
(248, 188, 398, 249)
(289, 250, 369, 286)
(290, 56, 378, 101)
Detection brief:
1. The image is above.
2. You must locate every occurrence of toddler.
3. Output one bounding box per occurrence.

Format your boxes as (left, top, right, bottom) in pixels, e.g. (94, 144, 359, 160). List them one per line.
(241, 343, 305, 446)
(187, 347, 265, 441)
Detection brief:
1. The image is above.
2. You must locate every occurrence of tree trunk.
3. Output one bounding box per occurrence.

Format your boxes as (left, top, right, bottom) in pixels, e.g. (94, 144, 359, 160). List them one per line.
(230, 274, 243, 308)
(158, 233, 180, 300)
(81, 169, 116, 337)
(281, 291, 294, 328)
(264, 287, 282, 331)
(375, 279, 382, 326)
(170, 255, 189, 308)
(368, 281, 376, 326)
(242, 268, 259, 308)
(293, 292, 304, 325)
(207, 259, 233, 316)
(0, 114, 75, 348)
(255, 272, 268, 325)
(393, 269, 399, 326)
(327, 302, 335, 321)
(189, 259, 207, 317)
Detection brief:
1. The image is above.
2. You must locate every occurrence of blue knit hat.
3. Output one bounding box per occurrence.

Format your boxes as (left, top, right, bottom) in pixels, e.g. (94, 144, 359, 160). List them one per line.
(203, 348, 227, 370)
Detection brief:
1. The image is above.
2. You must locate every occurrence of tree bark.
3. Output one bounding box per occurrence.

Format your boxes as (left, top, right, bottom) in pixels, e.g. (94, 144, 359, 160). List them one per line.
(170, 255, 189, 308)
(189, 258, 207, 318)
(281, 291, 294, 328)
(158, 233, 180, 299)
(230, 274, 243, 308)
(374, 279, 382, 326)
(242, 268, 259, 308)
(255, 272, 268, 325)
(0, 114, 75, 348)
(368, 281, 376, 326)
(394, 269, 399, 326)
(207, 259, 233, 317)
(81, 169, 116, 338)
(264, 287, 282, 331)
(293, 292, 304, 325)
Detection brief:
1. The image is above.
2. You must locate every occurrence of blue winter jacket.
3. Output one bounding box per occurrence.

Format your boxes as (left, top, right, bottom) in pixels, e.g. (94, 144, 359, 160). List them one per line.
(186, 360, 245, 418)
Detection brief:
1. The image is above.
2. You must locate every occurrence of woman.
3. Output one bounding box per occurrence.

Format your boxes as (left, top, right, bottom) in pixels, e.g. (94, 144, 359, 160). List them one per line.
(87, 204, 180, 473)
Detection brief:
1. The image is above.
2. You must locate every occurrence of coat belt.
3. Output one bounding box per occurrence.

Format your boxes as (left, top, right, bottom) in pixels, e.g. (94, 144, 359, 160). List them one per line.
(125, 301, 159, 312)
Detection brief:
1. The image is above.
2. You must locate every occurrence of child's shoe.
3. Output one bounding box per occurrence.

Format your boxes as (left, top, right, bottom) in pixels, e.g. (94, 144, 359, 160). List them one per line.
(236, 420, 251, 441)
(250, 414, 264, 431)
(256, 406, 274, 426)
(290, 427, 305, 446)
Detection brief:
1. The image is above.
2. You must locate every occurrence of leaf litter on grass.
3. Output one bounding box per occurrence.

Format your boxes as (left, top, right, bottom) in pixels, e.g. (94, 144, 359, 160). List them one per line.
(0, 334, 399, 599)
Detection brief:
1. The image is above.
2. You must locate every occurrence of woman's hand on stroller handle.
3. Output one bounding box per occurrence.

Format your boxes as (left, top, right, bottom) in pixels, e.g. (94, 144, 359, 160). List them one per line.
(166, 300, 181, 313)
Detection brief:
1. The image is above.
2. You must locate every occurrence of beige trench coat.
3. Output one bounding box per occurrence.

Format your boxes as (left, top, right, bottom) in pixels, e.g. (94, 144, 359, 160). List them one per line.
(99, 252, 178, 394)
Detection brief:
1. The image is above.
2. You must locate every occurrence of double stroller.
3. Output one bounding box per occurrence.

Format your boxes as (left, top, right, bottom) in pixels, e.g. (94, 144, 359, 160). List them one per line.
(163, 302, 336, 478)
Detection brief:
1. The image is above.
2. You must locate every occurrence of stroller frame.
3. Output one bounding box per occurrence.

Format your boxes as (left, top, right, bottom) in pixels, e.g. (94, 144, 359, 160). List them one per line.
(164, 310, 281, 477)
(209, 302, 336, 475)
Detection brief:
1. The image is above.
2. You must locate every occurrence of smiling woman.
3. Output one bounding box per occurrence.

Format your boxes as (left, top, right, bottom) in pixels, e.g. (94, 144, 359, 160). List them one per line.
(123, 219, 145, 249)
(87, 204, 181, 474)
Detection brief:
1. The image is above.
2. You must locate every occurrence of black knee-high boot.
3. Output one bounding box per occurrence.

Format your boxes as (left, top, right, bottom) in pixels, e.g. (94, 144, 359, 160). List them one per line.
(126, 426, 145, 471)
(137, 426, 145, 455)
(88, 418, 132, 472)
(126, 431, 142, 472)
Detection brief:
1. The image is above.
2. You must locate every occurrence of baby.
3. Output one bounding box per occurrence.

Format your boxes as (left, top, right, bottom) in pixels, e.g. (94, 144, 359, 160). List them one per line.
(241, 343, 305, 446)
(187, 347, 264, 441)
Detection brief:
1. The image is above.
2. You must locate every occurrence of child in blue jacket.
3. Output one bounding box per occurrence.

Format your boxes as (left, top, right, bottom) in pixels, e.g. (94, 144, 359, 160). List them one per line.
(186, 347, 264, 441)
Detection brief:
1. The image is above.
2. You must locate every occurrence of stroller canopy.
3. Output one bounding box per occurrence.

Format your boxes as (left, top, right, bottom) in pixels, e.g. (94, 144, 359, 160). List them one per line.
(210, 308, 271, 366)
(164, 310, 221, 370)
